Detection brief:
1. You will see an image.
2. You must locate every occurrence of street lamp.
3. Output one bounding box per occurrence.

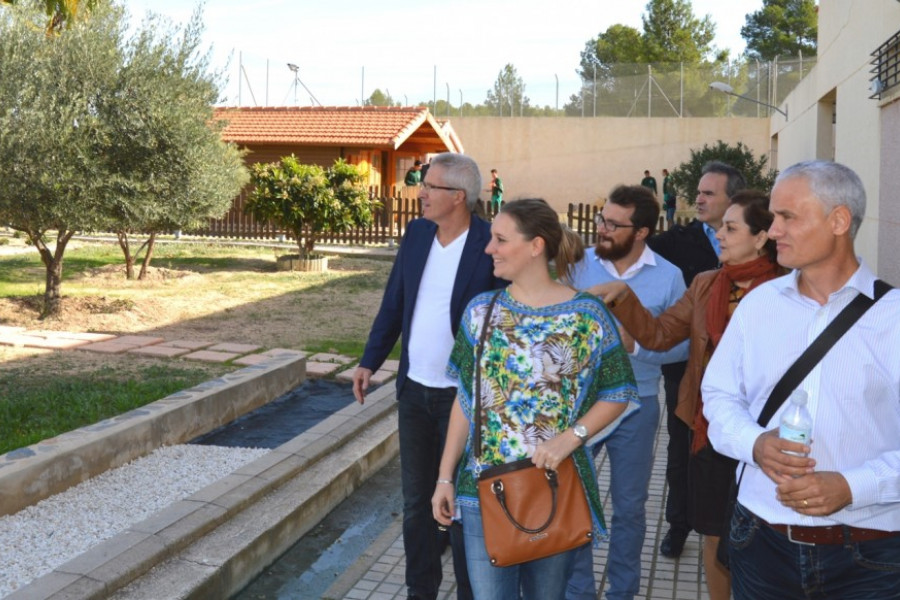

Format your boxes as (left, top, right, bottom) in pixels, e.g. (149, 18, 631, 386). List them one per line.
(709, 81, 788, 119)
(287, 63, 299, 105)
(286, 63, 322, 107)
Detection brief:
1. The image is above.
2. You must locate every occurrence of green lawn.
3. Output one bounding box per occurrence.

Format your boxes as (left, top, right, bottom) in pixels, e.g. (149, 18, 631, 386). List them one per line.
(0, 238, 399, 454)
(0, 364, 223, 454)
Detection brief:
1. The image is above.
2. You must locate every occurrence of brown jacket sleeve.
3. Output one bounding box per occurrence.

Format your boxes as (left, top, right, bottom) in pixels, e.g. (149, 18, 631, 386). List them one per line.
(609, 271, 720, 429)
(608, 284, 693, 351)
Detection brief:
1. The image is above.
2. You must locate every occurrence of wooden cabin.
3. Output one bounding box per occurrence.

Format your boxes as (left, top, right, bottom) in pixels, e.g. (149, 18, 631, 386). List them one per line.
(212, 105, 464, 193)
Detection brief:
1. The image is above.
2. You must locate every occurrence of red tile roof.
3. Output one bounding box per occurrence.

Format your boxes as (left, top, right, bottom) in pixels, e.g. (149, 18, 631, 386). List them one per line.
(213, 106, 457, 150)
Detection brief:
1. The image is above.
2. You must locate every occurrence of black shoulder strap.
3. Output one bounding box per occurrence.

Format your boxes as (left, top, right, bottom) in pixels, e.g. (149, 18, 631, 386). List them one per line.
(756, 279, 893, 427)
(734, 279, 892, 488)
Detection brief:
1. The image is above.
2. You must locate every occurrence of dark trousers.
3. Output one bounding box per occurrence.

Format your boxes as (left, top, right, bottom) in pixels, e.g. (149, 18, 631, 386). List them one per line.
(397, 379, 472, 600)
(729, 502, 900, 599)
(661, 361, 691, 533)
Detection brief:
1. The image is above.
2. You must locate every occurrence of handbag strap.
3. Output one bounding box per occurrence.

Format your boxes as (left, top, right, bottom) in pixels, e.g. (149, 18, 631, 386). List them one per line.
(474, 290, 504, 459)
(735, 279, 892, 487)
(489, 469, 559, 534)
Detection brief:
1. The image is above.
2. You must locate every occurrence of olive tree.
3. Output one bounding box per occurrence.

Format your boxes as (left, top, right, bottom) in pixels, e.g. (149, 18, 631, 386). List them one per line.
(99, 9, 248, 279)
(0, 1, 119, 317)
(0, 1, 247, 314)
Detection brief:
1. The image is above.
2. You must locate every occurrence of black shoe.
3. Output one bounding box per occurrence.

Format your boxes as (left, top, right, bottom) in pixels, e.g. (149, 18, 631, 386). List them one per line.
(660, 527, 689, 558)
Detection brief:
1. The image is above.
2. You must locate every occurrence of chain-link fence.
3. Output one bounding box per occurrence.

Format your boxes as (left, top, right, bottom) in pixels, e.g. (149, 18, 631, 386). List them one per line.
(563, 56, 814, 118)
(230, 54, 815, 118)
(417, 56, 815, 117)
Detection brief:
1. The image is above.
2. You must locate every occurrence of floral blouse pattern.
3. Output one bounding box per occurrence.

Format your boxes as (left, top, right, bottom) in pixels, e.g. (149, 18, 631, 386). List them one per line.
(447, 289, 638, 538)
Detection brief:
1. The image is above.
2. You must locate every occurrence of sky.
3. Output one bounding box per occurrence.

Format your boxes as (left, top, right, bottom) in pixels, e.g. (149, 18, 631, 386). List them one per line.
(124, 0, 764, 109)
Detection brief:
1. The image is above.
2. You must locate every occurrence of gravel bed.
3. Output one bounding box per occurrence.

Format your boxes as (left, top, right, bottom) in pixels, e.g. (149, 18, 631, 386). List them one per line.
(0, 444, 269, 598)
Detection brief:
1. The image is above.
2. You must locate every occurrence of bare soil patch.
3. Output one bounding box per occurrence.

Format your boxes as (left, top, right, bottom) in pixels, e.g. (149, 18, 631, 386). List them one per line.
(0, 245, 394, 378)
(81, 264, 197, 281)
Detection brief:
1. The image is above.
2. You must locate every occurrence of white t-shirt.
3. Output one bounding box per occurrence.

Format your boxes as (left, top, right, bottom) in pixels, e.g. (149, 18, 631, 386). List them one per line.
(407, 230, 469, 388)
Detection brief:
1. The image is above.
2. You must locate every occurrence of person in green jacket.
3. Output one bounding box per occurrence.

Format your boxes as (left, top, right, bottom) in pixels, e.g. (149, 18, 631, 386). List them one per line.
(640, 169, 658, 195)
(405, 160, 423, 186)
(488, 168, 504, 214)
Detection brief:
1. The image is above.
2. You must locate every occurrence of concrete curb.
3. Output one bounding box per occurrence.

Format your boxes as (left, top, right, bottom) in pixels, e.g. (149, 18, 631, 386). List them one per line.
(0, 353, 307, 518)
(7, 383, 399, 600)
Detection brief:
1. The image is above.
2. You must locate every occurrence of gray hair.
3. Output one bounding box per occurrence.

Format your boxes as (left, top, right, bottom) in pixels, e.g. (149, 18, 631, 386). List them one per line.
(429, 153, 482, 211)
(775, 160, 866, 238)
(702, 161, 747, 198)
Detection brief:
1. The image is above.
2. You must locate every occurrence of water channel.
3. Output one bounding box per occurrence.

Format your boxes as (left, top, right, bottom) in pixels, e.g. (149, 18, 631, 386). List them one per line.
(188, 378, 403, 599)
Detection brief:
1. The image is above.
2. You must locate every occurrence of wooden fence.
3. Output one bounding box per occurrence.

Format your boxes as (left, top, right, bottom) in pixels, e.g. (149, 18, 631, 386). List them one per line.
(568, 203, 691, 246)
(188, 188, 499, 245)
(187, 194, 684, 248)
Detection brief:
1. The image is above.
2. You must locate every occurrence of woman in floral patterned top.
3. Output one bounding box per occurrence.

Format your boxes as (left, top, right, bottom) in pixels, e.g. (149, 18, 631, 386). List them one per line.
(432, 198, 639, 599)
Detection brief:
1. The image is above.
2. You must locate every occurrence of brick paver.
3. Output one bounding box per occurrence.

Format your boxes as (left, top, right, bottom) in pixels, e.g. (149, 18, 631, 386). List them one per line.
(183, 349, 242, 362)
(80, 336, 166, 353)
(308, 352, 355, 364)
(2, 326, 358, 370)
(0, 334, 92, 350)
(128, 345, 192, 358)
(26, 331, 117, 342)
(234, 348, 308, 366)
(79, 340, 148, 354)
(306, 361, 345, 377)
(335, 364, 393, 385)
(156, 340, 216, 350)
(207, 342, 262, 354)
(106, 335, 166, 346)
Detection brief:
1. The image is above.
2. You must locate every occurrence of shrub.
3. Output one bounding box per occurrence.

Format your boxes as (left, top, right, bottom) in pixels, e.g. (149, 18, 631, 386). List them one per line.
(245, 157, 378, 257)
(670, 140, 777, 205)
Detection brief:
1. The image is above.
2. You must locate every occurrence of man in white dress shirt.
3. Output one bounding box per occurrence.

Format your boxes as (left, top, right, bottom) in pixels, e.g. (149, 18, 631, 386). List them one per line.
(702, 160, 900, 599)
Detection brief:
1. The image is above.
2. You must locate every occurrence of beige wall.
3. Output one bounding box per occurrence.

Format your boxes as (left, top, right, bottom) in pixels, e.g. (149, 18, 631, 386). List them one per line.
(878, 94, 900, 286)
(451, 117, 770, 212)
(771, 0, 900, 283)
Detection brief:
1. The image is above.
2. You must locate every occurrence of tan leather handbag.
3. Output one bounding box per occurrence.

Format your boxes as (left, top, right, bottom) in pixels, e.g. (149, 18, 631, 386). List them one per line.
(478, 455, 593, 566)
(473, 291, 593, 567)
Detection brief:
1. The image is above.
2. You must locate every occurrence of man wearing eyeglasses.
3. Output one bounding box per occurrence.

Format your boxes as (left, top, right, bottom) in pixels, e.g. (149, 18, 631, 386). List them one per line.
(566, 185, 688, 600)
(354, 152, 504, 600)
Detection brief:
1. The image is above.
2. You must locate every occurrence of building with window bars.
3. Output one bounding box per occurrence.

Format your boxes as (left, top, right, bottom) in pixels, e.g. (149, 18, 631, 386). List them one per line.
(772, 0, 900, 285)
(871, 28, 900, 100)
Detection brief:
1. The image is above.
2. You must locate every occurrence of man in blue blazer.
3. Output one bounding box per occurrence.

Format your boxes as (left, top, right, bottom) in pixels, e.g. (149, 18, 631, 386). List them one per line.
(354, 152, 504, 600)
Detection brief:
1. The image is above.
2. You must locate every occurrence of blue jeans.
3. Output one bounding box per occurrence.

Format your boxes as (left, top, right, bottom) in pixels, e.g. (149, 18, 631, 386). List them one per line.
(728, 502, 900, 600)
(460, 504, 577, 599)
(566, 394, 660, 600)
(398, 379, 472, 600)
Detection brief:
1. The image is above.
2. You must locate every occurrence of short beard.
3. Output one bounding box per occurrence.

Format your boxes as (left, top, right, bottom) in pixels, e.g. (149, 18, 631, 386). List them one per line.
(595, 233, 636, 262)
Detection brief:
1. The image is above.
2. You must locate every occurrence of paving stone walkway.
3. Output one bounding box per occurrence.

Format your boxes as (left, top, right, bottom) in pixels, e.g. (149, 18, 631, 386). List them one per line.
(0, 325, 399, 383)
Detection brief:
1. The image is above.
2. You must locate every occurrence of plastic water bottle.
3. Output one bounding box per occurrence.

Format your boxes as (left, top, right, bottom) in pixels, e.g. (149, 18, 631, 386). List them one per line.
(779, 389, 812, 456)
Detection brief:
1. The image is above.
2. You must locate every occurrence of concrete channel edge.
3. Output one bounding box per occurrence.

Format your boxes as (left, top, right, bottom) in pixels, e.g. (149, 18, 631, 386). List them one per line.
(6, 360, 400, 600)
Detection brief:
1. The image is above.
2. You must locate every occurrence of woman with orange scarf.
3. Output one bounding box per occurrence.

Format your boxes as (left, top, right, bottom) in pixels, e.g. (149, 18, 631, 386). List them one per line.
(590, 190, 783, 600)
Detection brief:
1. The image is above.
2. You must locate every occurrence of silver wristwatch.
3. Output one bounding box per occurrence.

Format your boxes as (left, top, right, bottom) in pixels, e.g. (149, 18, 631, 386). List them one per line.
(572, 423, 588, 445)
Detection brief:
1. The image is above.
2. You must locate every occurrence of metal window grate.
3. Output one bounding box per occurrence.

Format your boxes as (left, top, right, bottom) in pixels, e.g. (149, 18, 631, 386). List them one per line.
(871, 28, 900, 99)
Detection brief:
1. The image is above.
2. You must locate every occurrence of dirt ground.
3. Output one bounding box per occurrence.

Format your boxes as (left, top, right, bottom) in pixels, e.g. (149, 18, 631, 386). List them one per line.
(0, 239, 394, 377)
